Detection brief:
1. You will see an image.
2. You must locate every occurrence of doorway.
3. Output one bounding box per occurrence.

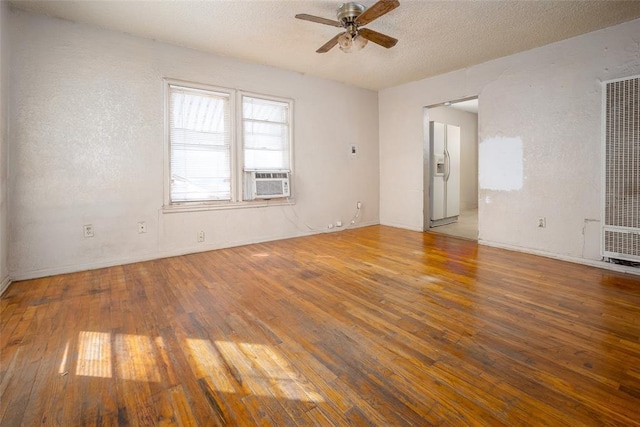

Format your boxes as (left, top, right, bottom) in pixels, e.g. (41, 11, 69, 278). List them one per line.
(423, 98, 478, 240)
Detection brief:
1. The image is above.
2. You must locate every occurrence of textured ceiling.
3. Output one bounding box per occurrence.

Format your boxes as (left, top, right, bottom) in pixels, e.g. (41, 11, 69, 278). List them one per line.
(9, 0, 640, 90)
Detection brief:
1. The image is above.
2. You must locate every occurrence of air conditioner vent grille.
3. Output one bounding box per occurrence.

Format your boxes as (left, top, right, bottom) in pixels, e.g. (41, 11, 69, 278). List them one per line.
(255, 172, 288, 179)
(256, 179, 286, 196)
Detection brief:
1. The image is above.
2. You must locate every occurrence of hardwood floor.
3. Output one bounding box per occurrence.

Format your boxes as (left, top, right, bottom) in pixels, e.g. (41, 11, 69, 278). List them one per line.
(1, 225, 640, 426)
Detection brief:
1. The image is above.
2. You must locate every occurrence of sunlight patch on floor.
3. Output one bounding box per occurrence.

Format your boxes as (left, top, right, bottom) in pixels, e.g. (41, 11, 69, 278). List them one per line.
(185, 338, 236, 393)
(71, 331, 325, 401)
(76, 331, 112, 378)
(73, 331, 162, 382)
(59, 341, 70, 374)
(215, 340, 325, 403)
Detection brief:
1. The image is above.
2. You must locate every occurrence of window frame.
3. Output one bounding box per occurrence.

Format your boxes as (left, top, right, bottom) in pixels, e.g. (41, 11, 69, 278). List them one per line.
(163, 79, 294, 212)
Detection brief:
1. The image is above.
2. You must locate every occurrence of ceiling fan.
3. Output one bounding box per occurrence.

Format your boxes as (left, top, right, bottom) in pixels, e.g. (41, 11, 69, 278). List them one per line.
(295, 0, 400, 53)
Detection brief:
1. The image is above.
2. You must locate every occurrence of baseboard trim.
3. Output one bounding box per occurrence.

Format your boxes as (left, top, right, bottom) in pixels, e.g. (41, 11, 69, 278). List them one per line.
(12, 225, 635, 282)
(11, 221, 380, 281)
(0, 275, 11, 296)
(479, 240, 640, 276)
(12, 234, 312, 281)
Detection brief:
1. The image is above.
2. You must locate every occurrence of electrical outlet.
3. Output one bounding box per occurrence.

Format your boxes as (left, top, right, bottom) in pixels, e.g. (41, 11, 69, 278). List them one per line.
(138, 222, 147, 234)
(327, 223, 335, 229)
(83, 225, 94, 238)
(350, 144, 358, 158)
(537, 217, 546, 228)
(198, 231, 205, 242)
(336, 220, 343, 227)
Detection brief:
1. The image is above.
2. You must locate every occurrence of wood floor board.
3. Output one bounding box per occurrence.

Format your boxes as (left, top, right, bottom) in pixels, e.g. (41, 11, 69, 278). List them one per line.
(2, 225, 640, 425)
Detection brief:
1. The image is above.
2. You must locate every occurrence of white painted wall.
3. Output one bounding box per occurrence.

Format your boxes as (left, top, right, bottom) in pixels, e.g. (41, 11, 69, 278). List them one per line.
(425, 106, 478, 213)
(380, 18, 640, 261)
(8, 10, 379, 279)
(0, 1, 10, 293)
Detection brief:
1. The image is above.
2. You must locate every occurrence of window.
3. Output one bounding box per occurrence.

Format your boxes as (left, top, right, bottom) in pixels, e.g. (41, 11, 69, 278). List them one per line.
(242, 95, 291, 171)
(168, 84, 232, 202)
(165, 80, 293, 207)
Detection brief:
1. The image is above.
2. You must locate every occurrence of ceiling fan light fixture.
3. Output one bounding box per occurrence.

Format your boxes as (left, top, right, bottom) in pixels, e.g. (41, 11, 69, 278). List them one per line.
(353, 34, 368, 50)
(338, 32, 353, 51)
(338, 32, 367, 53)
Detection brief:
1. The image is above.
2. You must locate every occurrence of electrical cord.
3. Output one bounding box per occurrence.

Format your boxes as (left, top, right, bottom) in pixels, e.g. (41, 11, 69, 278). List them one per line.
(347, 203, 362, 228)
(281, 198, 363, 233)
(280, 198, 325, 233)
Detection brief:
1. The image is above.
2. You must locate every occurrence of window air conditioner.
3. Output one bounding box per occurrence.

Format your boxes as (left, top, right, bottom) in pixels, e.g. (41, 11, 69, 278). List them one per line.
(244, 171, 290, 200)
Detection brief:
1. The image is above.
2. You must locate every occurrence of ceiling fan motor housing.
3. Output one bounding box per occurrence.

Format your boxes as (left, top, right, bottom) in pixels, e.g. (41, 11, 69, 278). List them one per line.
(337, 2, 365, 25)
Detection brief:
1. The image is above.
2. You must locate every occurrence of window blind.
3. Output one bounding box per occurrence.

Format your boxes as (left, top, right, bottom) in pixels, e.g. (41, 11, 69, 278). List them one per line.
(242, 96, 290, 171)
(169, 85, 232, 202)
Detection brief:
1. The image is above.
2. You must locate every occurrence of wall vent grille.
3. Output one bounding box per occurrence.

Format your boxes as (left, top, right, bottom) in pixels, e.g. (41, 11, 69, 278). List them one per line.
(603, 76, 640, 262)
(604, 230, 640, 257)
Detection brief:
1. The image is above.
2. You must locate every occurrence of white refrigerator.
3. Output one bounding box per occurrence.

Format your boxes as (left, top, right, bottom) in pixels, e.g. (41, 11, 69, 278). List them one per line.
(429, 121, 460, 227)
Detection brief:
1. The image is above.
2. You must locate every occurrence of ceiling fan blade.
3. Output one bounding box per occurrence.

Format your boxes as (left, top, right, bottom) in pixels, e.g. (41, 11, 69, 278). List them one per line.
(355, 0, 400, 26)
(295, 13, 342, 28)
(358, 28, 398, 49)
(316, 33, 342, 53)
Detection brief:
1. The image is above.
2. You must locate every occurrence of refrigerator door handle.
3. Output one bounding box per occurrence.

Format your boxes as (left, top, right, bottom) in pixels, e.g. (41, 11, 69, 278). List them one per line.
(444, 148, 451, 182)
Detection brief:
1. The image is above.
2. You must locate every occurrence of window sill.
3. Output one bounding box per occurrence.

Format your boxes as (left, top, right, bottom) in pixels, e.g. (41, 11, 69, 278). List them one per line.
(162, 198, 296, 214)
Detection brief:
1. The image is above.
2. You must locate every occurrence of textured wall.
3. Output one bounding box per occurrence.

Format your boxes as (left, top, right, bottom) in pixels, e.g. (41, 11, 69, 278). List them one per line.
(0, 1, 9, 292)
(8, 10, 380, 279)
(380, 18, 640, 262)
